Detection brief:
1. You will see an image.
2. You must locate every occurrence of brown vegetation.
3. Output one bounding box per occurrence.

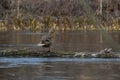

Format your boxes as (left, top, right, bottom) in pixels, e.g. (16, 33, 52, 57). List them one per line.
(0, 0, 120, 32)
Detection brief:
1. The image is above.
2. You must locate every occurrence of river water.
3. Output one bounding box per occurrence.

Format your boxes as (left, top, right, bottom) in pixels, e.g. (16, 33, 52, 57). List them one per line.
(0, 31, 120, 80)
(0, 31, 120, 52)
(0, 58, 120, 80)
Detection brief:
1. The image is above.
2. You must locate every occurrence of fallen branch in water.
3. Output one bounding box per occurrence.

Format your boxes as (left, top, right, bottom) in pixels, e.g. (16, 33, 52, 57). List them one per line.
(0, 48, 120, 58)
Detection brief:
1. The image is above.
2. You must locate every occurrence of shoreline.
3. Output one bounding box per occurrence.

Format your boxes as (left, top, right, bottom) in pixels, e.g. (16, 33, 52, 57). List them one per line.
(0, 49, 120, 58)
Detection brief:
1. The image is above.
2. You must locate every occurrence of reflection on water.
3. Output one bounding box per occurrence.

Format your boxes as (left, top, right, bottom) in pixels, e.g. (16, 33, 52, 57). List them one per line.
(0, 58, 120, 80)
(0, 31, 120, 51)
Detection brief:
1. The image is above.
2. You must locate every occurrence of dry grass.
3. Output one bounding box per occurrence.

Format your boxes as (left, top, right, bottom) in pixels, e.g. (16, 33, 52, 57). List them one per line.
(0, 0, 120, 32)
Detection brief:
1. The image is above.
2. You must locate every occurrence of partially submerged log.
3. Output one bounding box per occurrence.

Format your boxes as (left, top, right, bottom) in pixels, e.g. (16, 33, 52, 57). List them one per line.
(0, 48, 120, 58)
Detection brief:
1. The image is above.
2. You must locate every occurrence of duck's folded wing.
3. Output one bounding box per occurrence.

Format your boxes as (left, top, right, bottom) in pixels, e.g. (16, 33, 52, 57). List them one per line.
(37, 43, 45, 46)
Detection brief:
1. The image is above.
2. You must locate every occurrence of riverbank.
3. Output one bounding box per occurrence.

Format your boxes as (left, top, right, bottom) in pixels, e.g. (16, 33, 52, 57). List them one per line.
(0, 49, 120, 58)
(0, 0, 120, 32)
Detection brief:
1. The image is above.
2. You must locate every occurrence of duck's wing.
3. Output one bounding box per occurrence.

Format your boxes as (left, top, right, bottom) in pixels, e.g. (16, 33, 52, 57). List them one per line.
(37, 42, 45, 46)
(107, 48, 112, 52)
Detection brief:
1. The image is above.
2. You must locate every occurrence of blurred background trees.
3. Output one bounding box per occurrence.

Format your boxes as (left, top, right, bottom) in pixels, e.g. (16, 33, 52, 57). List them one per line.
(0, 0, 120, 31)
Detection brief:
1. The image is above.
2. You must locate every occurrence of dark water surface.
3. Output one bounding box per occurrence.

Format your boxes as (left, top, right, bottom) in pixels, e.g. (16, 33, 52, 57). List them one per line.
(0, 31, 120, 80)
(0, 58, 120, 80)
(0, 31, 120, 51)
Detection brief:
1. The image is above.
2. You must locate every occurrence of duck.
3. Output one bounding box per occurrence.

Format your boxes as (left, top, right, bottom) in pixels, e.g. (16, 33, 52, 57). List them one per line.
(37, 28, 56, 52)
